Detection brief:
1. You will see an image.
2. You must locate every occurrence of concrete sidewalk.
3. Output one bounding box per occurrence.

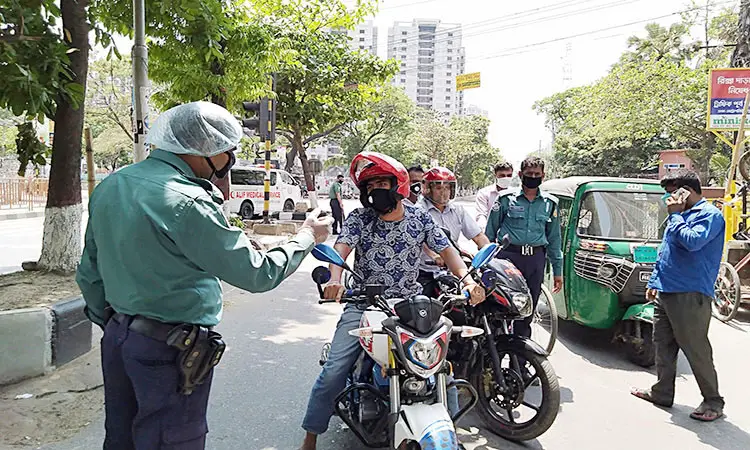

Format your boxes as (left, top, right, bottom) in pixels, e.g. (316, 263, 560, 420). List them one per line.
(0, 209, 45, 221)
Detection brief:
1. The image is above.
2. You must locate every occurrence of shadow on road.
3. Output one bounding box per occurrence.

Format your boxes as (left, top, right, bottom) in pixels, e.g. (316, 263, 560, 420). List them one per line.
(668, 404, 750, 450)
(554, 319, 694, 378)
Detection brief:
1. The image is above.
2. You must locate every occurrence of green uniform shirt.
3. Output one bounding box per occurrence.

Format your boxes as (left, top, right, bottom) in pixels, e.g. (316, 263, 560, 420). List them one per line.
(485, 187, 563, 276)
(329, 182, 342, 200)
(76, 149, 315, 327)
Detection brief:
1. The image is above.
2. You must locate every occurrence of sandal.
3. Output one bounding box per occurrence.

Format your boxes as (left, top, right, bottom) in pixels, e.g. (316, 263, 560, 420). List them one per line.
(630, 388, 673, 407)
(690, 403, 724, 422)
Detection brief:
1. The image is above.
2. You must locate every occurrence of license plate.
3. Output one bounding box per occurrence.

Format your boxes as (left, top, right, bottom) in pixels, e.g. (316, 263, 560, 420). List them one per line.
(639, 271, 652, 282)
(633, 245, 657, 264)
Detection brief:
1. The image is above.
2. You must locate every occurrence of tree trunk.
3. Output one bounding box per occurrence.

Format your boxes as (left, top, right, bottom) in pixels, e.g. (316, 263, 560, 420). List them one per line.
(293, 130, 318, 208)
(732, 2, 750, 68)
(37, 0, 89, 273)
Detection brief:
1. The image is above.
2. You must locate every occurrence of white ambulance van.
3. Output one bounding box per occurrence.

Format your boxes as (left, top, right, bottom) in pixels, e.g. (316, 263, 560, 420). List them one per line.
(228, 164, 303, 218)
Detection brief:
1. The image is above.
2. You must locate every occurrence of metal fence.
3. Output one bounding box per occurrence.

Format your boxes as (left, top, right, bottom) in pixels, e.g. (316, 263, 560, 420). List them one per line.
(0, 178, 49, 211)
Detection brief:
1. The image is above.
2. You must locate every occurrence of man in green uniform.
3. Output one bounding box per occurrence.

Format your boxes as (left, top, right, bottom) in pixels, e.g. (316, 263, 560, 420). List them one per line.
(76, 101, 332, 450)
(329, 174, 344, 234)
(485, 156, 563, 342)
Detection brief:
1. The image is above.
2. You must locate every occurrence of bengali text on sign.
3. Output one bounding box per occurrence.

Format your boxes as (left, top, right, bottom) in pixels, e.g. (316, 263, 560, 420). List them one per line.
(708, 68, 750, 131)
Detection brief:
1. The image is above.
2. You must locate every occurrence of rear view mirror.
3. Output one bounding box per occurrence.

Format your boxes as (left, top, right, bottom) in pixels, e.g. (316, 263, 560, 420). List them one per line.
(481, 270, 498, 288)
(312, 266, 332, 285)
(312, 244, 346, 267)
(472, 243, 499, 269)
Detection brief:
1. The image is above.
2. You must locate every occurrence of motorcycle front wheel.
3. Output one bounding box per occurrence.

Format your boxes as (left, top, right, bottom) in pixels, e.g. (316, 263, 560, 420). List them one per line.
(471, 346, 560, 442)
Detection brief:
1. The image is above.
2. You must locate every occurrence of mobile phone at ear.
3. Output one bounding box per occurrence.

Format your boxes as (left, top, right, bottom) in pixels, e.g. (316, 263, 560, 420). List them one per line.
(671, 187, 690, 203)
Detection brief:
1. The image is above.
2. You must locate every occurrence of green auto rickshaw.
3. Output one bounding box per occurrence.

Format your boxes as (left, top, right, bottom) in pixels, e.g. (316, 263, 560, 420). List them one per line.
(540, 177, 667, 367)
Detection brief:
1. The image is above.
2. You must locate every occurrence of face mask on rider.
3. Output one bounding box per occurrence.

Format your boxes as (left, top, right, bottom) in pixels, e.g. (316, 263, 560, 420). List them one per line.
(496, 177, 511, 189)
(205, 151, 236, 179)
(367, 189, 398, 214)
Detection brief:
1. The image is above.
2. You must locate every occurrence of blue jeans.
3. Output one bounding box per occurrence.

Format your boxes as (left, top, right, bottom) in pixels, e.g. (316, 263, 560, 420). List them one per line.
(302, 307, 459, 435)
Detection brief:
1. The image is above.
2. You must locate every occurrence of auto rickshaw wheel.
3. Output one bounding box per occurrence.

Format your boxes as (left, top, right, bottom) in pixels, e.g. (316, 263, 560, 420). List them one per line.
(624, 321, 655, 368)
(712, 261, 741, 323)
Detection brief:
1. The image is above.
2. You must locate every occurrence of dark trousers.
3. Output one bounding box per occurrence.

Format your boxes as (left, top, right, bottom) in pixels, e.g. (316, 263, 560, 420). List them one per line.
(101, 316, 213, 450)
(497, 249, 546, 339)
(651, 292, 724, 409)
(330, 199, 343, 234)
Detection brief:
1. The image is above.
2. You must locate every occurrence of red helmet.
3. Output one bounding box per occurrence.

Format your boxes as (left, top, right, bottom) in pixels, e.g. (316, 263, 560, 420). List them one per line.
(424, 167, 457, 201)
(424, 167, 457, 183)
(349, 152, 410, 199)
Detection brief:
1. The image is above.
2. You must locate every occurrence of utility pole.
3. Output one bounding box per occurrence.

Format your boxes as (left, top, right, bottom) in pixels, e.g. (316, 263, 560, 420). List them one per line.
(132, 0, 149, 162)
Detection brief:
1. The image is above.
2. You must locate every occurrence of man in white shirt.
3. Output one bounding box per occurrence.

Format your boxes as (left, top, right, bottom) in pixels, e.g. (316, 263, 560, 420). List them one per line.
(475, 162, 514, 230)
(403, 165, 425, 206)
(418, 167, 491, 296)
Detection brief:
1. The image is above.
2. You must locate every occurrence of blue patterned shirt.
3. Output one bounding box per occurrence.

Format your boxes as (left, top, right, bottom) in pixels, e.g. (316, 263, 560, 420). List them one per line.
(337, 205, 450, 298)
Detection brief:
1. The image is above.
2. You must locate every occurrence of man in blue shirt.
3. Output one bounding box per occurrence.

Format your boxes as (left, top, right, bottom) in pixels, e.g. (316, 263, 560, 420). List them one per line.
(632, 170, 725, 422)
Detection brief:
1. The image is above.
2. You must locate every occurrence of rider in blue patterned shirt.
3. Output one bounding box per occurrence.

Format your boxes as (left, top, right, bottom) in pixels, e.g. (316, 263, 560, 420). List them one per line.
(299, 152, 485, 450)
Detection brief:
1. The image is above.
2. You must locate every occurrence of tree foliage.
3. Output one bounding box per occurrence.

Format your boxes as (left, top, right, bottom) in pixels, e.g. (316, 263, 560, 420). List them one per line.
(92, 126, 132, 171)
(276, 29, 398, 191)
(85, 54, 134, 141)
(337, 85, 414, 160)
(534, 15, 739, 180)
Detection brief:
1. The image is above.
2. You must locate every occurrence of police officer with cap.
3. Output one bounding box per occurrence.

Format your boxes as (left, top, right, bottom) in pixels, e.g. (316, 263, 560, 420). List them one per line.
(76, 101, 332, 449)
(485, 156, 563, 342)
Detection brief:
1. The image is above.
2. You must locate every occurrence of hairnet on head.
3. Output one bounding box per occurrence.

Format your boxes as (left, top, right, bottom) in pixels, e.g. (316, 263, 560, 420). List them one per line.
(146, 101, 242, 157)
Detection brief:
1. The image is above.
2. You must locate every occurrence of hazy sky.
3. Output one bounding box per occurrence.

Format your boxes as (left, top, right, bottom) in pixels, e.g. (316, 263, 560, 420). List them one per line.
(359, 0, 735, 168)
(110, 0, 736, 168)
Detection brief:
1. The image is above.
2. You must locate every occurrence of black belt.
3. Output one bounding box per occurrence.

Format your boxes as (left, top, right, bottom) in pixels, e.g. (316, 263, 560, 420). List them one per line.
(504, 244, 545, 256)
(112, 312, 183, 342)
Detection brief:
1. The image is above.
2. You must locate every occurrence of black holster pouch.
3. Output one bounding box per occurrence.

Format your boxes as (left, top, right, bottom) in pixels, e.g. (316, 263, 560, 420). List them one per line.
(166, 324, 226, 395)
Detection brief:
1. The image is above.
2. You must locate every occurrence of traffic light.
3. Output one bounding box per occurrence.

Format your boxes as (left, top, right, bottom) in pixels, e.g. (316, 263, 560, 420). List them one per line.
(241, 98, 275, 142)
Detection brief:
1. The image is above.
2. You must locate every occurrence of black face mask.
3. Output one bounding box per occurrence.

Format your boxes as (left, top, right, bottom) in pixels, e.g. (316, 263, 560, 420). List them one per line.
(206, 151, 236, 179)
(365, 188, 398, 214)
(410, 182, 422, 196)
(521, 175, 542, 189)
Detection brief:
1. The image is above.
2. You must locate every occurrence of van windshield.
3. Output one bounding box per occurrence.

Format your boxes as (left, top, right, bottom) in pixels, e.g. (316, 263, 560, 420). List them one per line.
(576, 190, 668, 241)
(231, 169, 277, 186)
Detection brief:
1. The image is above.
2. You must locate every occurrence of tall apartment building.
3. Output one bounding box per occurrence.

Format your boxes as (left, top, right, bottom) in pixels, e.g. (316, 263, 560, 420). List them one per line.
(348, 20, 378, 56)
(387, 19, 465, 117)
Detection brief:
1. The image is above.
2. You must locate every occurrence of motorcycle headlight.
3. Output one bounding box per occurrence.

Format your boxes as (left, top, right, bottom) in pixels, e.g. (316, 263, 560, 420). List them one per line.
(406, 337, 444, 370)
(398, 329, 449, 378)
(512, 293, 533, 317)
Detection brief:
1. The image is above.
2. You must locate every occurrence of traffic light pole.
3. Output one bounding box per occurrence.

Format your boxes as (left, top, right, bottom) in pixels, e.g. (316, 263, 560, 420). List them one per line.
(263, 94, 272, 224)
(242, 75, 276, 224)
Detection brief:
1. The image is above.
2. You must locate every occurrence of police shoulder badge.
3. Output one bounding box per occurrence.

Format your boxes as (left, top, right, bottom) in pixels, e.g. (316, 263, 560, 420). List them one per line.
(492, 202, 500, 211)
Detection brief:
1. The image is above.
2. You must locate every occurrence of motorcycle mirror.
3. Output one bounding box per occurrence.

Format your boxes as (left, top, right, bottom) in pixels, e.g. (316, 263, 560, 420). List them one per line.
(312, 266, 331, 285)
(481, 270, 498, 288)
(311, 244, 363, 282)
(472, 243, 500, 269)
(312, 244, 347, 267)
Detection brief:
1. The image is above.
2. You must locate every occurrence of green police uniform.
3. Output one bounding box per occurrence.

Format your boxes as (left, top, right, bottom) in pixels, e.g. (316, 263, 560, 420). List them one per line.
(76, 149, 315, 328)
(485, 187, 563, 276)
(329, 181, 342, 200)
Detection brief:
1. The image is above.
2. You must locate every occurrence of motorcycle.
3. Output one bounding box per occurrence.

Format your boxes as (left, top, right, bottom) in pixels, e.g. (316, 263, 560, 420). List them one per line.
(310, 243, 500, 449)
(430, 234, 561, 442)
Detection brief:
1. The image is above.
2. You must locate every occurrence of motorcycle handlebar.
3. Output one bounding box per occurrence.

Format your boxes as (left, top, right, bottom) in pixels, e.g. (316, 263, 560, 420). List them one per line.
(318, 288, 366, 304)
